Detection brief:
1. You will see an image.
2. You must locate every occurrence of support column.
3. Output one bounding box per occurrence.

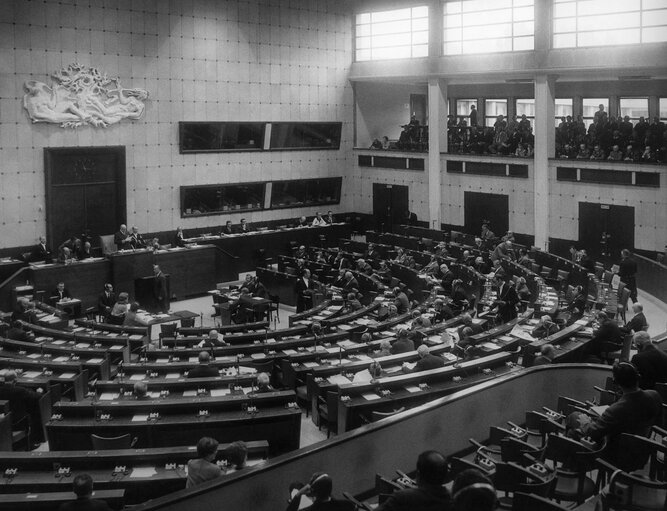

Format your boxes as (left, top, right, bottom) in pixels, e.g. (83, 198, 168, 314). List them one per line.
(428, 78, 447, 230)
(534, 74, 556, 250)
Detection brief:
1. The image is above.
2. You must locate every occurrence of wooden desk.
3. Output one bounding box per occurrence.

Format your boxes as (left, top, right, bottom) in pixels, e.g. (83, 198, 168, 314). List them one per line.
(0, 258, 25, 283)
(46, 406, 301, 455)
(29, 258, 111, 311)
(0, 489, 125, 511)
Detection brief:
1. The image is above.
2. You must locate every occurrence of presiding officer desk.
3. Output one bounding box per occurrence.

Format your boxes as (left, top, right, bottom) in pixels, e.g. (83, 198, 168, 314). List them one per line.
(46, 389, 300, 455)
(0, 441, 268, 505)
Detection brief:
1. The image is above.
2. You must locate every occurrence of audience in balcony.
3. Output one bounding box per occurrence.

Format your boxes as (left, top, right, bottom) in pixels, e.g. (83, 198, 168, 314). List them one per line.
(448, 113, 534, 158)
(557, 113, 666, 163)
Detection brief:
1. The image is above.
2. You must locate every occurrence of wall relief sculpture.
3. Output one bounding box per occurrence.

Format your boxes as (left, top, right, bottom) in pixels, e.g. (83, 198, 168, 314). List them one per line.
(23, 63, 149, 128)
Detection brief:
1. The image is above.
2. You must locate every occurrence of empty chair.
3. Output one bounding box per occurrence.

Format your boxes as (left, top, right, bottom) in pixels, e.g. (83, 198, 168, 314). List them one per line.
(598, 469, 667, 511)
(160, 322, 177, 338)
(90, 433, 137, 450)
(493, 461, 556, 509)
(180, 317, 195, 328)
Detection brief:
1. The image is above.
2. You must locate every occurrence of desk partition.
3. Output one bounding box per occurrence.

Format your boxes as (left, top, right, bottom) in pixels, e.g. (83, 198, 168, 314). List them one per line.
(132, 364, 611, 511)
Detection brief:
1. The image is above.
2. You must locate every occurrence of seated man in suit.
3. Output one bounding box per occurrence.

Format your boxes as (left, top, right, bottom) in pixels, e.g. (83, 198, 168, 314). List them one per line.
(123, 302, 148, 327)
(232, 287, 256, 323)
(51, 281, 71, 304)
(391, 329, 414, 355)
(325, 211, 335, 224)
(133, 380, 149, 400)
(59, 473, 113, 511)
(311, 212, 327, 226)
(198, 329, 228, 348)
(186, 437, 222, 488)
(77, 241, 95, 259)
(255, 372, 274, 393)
(533, 344, 556, 365)
(621, 302, 648, 334)
(286, 472, 355, 511)
(173, 226, 186, 247)
(114, 224, 133, 250)
(6, 320, 34, 342)
(393, 286, 410, 314)
(220, 221, 234, 236)
(11, 297, 37, 323)
(187, 351, 220, 379)
(404, 345, 445, 373)
(236, 218, 252, 234)
(584, 311, 624, 361)
(345, 292, 363, 312)
(376, 451, 450, 511)
(128, 226, 146, 248)
(631, 331, 667, 389)
(30, 235, 52, 262)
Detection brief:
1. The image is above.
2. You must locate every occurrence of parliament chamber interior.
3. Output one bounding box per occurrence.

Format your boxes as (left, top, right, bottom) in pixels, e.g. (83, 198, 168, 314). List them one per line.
(1, 0, 667, 510)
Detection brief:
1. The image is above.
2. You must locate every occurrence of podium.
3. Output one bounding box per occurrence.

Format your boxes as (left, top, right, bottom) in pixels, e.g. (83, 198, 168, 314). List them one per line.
(135, 274, 170, 313)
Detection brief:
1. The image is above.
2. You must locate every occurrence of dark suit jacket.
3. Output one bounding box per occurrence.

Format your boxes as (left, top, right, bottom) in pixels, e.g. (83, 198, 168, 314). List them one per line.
(114, 230, 132, 250)
(220, 226, 234, 235)
(98, 291, 116, 314)
(376, 485, 451, 511)
(236, 224, 252, 234)
(415, 354, 445, 372)
(394, 292, 410, 314)
(0, 383, 41, 424)
(31, 243, 51, 262)
(153, 272, 167, 301)
(173, 232, 186, 247)
(584, 389, 662, 463)
(187, 365, 219, 379)
(632, 345, 667, 389)
(295, 277, 316, 312)
(52, 288, 71, 302)
(621, 312, 647, 334)
(390, 338, 414, 354)
(59, 497, 113, 511)
(496, 283, 519, 322)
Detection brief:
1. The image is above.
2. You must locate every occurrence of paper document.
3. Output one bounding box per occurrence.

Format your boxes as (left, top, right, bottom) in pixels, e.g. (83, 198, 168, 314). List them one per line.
(404, 385, 421, 393)
(165, 373, 180, 379)
(182, 390, 197, 397)
(130, 374, 145, 380)
(58, 372, 76, 379)
(99, 393, 120, 401)
(132, 414, 149, 422)
(328, 374, 350, 385)
(361, 392, 381, 401)
(211, 388, 230, 397)
(22, 371, 42, 378)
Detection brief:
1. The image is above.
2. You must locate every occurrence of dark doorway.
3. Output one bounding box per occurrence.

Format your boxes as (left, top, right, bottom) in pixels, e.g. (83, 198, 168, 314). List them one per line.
(410, 94, 427, 125)
(44, 146, 126, 251)
(464, 191, 509, 238)
(373, 183, 409, 232)
(578, 202, 634, 259)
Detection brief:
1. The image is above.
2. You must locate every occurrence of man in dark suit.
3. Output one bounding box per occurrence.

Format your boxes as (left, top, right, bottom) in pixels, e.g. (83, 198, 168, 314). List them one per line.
(236, 218, 252, 234)
(198, 329, 228, 348)
(531, 315, 559, 339)
(376, 451, 450, 511)
(405, 345, 445, 372)
(187, 351, 220, 379)
(59, 473, 112, 511)
(341, 271, 359, 294)
(456, 313, 483, 340)
(585, 311, 624, 360)
(6, 321, 33, 342)
(494, 276, 519, 323)
(173, 226, 186, 247)
(325, 210, 335, 224)
(577, 362, 662, 465)
(30, 235, 51, 262)
(220, 221, 234, 236)
(390, 329, 414, 354)
(618, 248, 638, 302)
(52, 282, 71, 303)
(621, 302, 648, 334)
(114, 224, 133, 250)
(153, 264, 168, 313)
(98, 283, 116, 319)
(393, 286, 410, 314)
(295, 269, 316, 313)
(631, 332, 667, 390)
(77, 241, 95, 259)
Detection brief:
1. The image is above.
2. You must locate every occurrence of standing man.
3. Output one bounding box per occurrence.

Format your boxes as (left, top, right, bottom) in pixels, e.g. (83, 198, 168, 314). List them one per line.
(31, 235, 51, 262)
(494, 276, 519, 323)
(153, 265, 168, 313)
(295, 269, 315, 313)
(618, 249, 638, 303)
(98, 283, 115, 320)
(469, 104, 477, 127)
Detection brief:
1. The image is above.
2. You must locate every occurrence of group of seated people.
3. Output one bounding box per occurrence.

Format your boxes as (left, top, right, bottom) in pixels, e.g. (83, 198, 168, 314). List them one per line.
(28, 235, 98, 263)
(447, 114, 535, 158)
(556, 107, 667, 163)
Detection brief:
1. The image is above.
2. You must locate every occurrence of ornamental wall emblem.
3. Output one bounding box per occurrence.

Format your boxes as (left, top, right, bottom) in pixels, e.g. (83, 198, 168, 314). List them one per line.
(23, 63, 149, 128)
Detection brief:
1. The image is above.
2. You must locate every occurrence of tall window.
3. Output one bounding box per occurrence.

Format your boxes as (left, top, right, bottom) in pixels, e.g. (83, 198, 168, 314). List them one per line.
(582, 98, 609, 128)
(516, 99, 535, 125)
(661, 98, 667, 122)
(619, 97, 649, 122)
(355, 6, 429, 61)
(485, 99, 508, 127)
(553, 0, 667, 48)
(443, 0, 534, 55)
(555, 98, 573, 125)
(456, 99, 478, 123)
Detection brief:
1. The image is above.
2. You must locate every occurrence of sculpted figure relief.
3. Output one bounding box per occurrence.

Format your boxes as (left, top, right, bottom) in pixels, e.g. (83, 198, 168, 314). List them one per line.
(23, 63, 148, 128)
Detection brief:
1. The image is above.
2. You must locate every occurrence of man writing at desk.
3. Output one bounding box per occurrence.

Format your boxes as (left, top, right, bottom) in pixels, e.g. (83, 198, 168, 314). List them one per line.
(52, 281, 71, 304)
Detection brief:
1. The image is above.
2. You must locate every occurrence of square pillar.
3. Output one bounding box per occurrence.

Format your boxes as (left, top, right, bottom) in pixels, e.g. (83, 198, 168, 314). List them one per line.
(428, 78, 447, 229)
(534, 74, 556, 250)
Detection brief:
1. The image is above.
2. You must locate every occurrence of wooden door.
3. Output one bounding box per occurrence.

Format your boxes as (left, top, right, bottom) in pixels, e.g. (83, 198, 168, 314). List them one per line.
(464, 191, 509, 237)
(578, 202, 634, 259)
(44, 147, 126, 250)
(373, 183, 409, 232)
